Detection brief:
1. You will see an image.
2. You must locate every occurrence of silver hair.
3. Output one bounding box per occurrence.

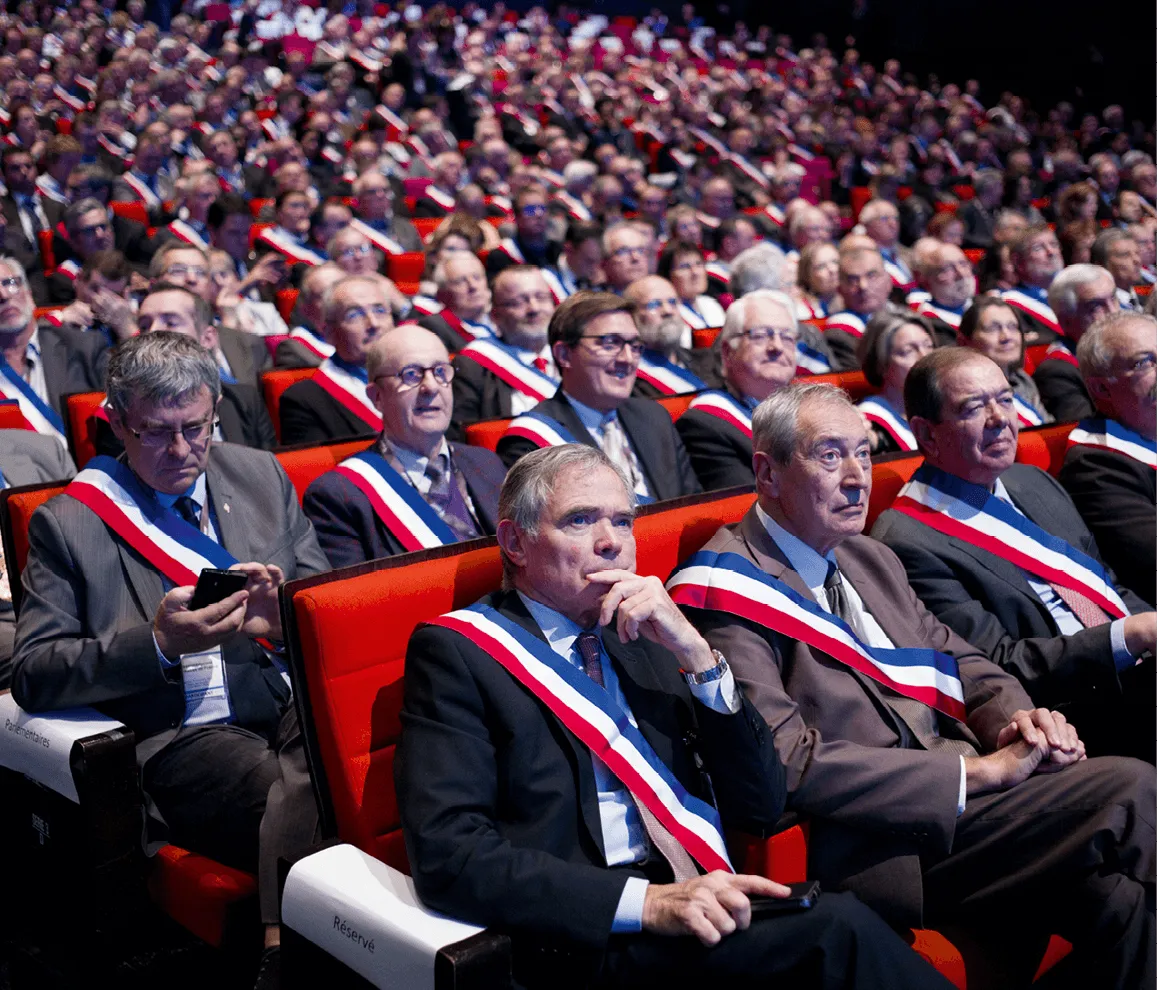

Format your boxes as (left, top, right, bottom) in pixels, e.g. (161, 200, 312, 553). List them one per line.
(105, 331, 222, 415)
(751, 381, 856, 466)
(727, 242, 787, 297)
(62, 197, 109, 235)
(431, 251, 483, 291)
(563, 160, 598, 188)
(973, 170, 1003, 195)
(321, 274, 386, 327)
(718, 289, 799, 353)
(1076, 311, 1157, 379)
(498, 445, 636, 586)
(1047, 263, 1114, 317)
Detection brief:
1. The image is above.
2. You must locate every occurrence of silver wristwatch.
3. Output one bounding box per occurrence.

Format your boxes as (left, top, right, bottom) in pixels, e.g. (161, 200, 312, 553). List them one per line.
(682, 650, 729, 686)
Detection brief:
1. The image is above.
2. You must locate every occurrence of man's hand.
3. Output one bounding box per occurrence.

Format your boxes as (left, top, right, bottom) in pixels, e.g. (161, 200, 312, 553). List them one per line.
(1123, 612, 1156, 658)
(642, 872, 791, 946)
(58, 301, 94, 328)
(964, 734, 1047, 796)
(586, 569, 716, 672)
(231, 562, 286, 641)
(153, 585, 248, 661)
(995, 707, 1085, 771)
(90, 288, 135, 339)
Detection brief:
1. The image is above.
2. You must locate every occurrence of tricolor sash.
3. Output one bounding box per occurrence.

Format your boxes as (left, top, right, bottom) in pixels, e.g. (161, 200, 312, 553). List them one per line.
(35, 174, 67, 205)
(313, 359, 382, 431)
(893, 465, 1130, 618)
(540, 267, 570, 302)
(553, 192, 592, 222)
(348, 219, 405, 256)
(858, 396, 917, 451)
(825, 312, 866, 338)
(1040, 341, 1078, 368)
(686, 391, 752, 438)
(666, 550, 966, 721)
(257, 228, 326, 267)
(916, 301, 964, 329)
(1012, 394, 1044, 427)
(635, 351, 706, 396)
(727, 154, 770, 190)
(334, 451, 458, 551)
(882, 256, 916, 291)
(409, 299, 491, 342)
(0, 360, 66, 445)
(906, 290, 932, 309)
(705, 261, 730, 287)
(1000, 289, 1061, 335)
(288, 325, 334, 360)
(762, 203, 785, 226)
(677, 300, 723, 330)
(55, 259, 80, 282)
(1067, 418, 1156, 469)
(166, 219, 209, 250)
(459, 339, 558, 401)
(120, 172, 162, 210)
(495, 238, 524, 263)
(796, 340, 832, 376)
(503, 411, 579, 448)
(429, 604, 734, 875)
(424, 186, 456, 211)
(53, 86, 88, 113)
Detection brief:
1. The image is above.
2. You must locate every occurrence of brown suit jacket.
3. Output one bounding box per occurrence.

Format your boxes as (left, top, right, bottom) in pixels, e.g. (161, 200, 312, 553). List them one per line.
(686, 507, 1033, 927)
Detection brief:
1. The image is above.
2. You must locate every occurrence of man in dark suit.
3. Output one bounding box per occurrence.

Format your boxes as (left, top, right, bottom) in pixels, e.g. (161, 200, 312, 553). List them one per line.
(999, 225, 1065, 347)
(676, 290, 798, 491)
(58, 166, 157, 270)
(956, 170, 1003, 250)
(415, 251, 497, 351)
(623, 275, 719, 400)
(397, 442, 953, 990)
(824, 246, 893, 371)
(483, 184, 561, 278)
(410, 152, 463, 218)
(497, 292, 701, 503)
(679, 381, 1153, 985)
(304, 325, 505, 568)
(1036, 263, 1119, 422)
(12, 332, 330, 973)
(280, 274, 395, 445)
(0, 429, 77, 687)
(1059, 312, 1157, 607)
(910, 243, 976, 345)
(451, 266, 558, 427)
(872, 348, 1154, 760)
(1, 146, 63, 276)
(349, 170, 423, 254)
(274, 262, 345, 370)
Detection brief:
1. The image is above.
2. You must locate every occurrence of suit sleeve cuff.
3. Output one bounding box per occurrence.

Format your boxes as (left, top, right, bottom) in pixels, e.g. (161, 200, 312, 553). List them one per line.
(688, 666, 741, 714)
(1110, 618, 1133, 671)
(154, 629, 179, 670)
(957, 755, 967, 816)
(610, 876, 649, 933)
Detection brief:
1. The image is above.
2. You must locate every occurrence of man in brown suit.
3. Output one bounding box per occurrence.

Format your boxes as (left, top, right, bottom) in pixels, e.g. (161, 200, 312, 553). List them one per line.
(674, 381, 1154, 988)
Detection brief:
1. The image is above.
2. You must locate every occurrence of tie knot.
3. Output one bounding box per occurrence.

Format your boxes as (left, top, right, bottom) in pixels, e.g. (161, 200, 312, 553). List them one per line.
(424, 453, 448, 484)
(175, 495, 200, 528)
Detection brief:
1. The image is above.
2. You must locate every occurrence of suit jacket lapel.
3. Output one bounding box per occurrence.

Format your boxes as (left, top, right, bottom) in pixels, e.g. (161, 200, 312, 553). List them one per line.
(616, 401, 665, 498)
(549, 392, 597, 446)
(37, 329, 68, 416)
(206, 452, 249, 562)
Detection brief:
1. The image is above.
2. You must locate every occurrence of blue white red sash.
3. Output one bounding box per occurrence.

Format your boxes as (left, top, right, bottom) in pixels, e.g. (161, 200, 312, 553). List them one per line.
(502, 411, 579, 448)
(685, 391, 752, 438)
(429, 604, 734, 875)
(55, 259, 80, 282)
(35, 174, 67, 205)
(313, 358, 382, 430)
(795, 297, 828, 322)
(289, 325, 334, 360)
(635, 351, 706, 396)
(120, 172, 161, 210)
(1040, 341, 1078, 367)
(423, 186, 456, 211)
(795, 339, 832, 375)
(0, 360, 66, 445)
(553, 191, 591, 222)
(348, 219, 404, 256)
(495, 238, 524, 263)
(825, 312, 866, 338)
(257, 227, 326, 266)
(540, 267, 570, 302)
(893, 464, 1130, 618)
(166, 218, 209, 250)
(677, 299, 723, 330)
(334, 451, 458, 552)
(53, 85, 87, 113)
(1000, 289, 1061, 335)
(916, 300, 965, 329)
(1067, 418, 1156, 469)
(762, 203, 785, 227)
(727, 154, 770, 190)
(705, 261, 730, 287)
(408, 298, 491, 343)
(906, 290, 932, 310)
(667, 550, 966, 720)
(882, 256, 916, 292)
(858, 396, 916, 450)
(1012, 394, 1044, 427)
(458, 338, 558, 402)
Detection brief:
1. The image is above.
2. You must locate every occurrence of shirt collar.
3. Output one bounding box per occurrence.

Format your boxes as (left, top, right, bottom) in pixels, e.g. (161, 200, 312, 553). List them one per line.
(755, 503, 836, 590)
(383, 434, 450, 478)
(518, 591, 587, 663)
(564, 390, 618, 432)
(153, 471, 208, 513)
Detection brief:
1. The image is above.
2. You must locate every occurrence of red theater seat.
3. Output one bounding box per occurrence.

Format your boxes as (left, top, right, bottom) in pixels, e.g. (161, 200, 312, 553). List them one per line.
(1015, 422, 1075, 477)
(0, 403, 24, 429)
(866, 453, 923, 531)
(274, 438, 372, 503)
(276, 288, 299, 323)
(261, 368, 314, 442)
(110, 201, 149, 226)
(411, 217, 442, 241)
(63, 390, 106, 469)
(386, 252, 425, 283)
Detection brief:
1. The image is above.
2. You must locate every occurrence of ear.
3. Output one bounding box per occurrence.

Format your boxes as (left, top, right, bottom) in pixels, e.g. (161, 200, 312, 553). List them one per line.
(553, 341, 571, 372)
(909, 415, 936, 458)
(495, 519, 527, 570)
(107, 405, 129, 443)
(1085, 375, 1114, 411)
(752, 450, 780, 499)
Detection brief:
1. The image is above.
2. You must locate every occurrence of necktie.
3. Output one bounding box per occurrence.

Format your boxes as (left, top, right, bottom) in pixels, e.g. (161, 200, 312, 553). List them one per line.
(174, 495, 201, 530)
(20, 196, 45, 232)
(575, 632, 699, 883)
(424, 454, 480, 541)
(600, 415, 643, 494)
(532, 355, 549, 373)
(1047, 582, 1110, 629)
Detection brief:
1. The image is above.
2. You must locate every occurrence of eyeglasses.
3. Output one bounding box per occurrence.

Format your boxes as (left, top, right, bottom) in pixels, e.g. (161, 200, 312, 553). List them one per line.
(671, 259, 706, 273)
(520, 204, 547, 217)
(125, 417, 217, 447)
(1110, 353, 1157, 378)
(337, 242, 373, 259)
(377, 362, 454, 391)
(580, 333, 645, 357)
(342, 303, 392, 326)
(739, 327, 799, 347)
(610, 244, 647, 260)
(640, 297, 679, 312)
(164, 265, 208, 279)
(0, 275, 25, 295)
(77, 222, 111, 237)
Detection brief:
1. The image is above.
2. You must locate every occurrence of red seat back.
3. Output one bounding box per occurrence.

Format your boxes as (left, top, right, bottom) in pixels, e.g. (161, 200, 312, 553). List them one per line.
(249, 222, 274, 251)
(657, 394, 694, 420)
(813, 370, 873, 403)
(463, 418, 510, 452)
(37, 230, 55, 274)
(0, 402, 25, 429)
(1015, 422, 1074, 477)
(386, 252, 426, 284)
(110, 201, 149, 226)
(249, 198, 273, 218)
(410, 217, 442, 242)
(64, 391, 106, 468)
(867, 455, 923, 531)
(276, 288, 299, 323)
(849, 187, 872, 222)
(692, 327, 720, 349)
(1022, 343, 1048, 375)
(1, 482, 66, 613)
(261, 368, 314, 442)
(274, 439, 372, 504)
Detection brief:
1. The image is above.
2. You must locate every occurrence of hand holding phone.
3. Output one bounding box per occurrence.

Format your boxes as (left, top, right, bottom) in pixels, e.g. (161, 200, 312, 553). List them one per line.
(189, 568, 250, 611)
(748, 881, 821, 918)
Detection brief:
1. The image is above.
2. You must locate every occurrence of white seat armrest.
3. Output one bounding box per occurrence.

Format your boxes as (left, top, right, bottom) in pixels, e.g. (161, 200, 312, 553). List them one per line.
(282, 844, 485, 990)
(0, 691, 126, 803)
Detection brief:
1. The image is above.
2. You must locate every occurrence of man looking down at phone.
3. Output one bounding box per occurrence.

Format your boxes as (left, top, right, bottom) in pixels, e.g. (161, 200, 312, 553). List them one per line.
(397, 443, 955, 990)
(12, 332, 330, 982)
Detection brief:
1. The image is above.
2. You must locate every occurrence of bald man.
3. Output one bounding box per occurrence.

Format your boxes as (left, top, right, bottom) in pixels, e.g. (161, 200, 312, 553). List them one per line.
(624, 275, 720, 399)
(302, 325, 506, 568)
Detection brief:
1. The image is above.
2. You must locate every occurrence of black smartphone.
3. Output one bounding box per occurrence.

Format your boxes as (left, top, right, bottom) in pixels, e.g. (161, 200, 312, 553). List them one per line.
(748, 881, 821, 918)
(189, 568, 249, 610)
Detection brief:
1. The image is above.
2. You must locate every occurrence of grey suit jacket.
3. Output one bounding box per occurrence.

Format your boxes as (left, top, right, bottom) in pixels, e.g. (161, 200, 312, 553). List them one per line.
(686, 508, 1032, 926)
(12, 443, 329, 763)
(0, 429, 76, 485)
(217, 325, 271, 391)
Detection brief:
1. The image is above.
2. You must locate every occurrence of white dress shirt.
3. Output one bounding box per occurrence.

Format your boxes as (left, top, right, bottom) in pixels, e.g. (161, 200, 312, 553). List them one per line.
(563, 392, 653, 499)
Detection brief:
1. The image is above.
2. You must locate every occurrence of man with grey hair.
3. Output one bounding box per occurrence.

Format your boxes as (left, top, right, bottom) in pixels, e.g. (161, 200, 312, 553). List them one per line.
(1060, 311, 1157, 607)
(858, 200, 915, 292)
(824, 246, 893, 371)
(624, 274, 719, 399)
(1091, 228, 1144, 311)
(275, 262, 345, 369)
(672, 380, 1154, 983)
(49, 197, 116, 303)
(676, 290, 800, 490)
(601, 221, 651, 293)
(726, 241, 788, 299)
(1036, 263, 1119, 421)
(398, 442, 952, 990)
(414, 251, 495, 352)
(550, 159, 597, 222)
(13, 331, 330, 976)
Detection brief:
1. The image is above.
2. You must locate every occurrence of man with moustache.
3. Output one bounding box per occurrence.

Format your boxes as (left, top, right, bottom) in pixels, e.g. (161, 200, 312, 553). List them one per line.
(912, 243, 976, 345)
(624, 275, 720, 400)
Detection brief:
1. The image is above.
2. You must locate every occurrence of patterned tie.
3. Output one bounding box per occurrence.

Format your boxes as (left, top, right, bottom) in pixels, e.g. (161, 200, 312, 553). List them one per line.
(174, 495, 201, 530)
(575, 632, 699, 882)
(424, 454, 480, 541)
(600, 415, 643, 494)
(1047, 582, 1111, 629)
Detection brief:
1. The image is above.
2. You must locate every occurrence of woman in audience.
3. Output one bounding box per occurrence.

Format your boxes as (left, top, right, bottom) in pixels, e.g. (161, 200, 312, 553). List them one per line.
(1003, 174, 1045, 224)
(795, 241, 841, 320)
(657, 239, 727, 329)
(1059, 218, 1098, 265)
(977, 241, 1017, 293)
(957, 295, 1053, 424)
(855, 308, 936, 453)
(419, 214, 488, 297)
(1056, 181, 1100, 226)
(927, 212, 966, 246)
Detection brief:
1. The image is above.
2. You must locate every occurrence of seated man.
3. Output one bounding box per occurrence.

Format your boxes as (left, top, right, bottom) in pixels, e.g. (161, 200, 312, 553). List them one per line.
(912, 242, 976, 345)
(279, 274, 395, 445)
(545, 219, 604, 300)
(999, 225, 1065, 346)
(451, 266, 558, 426)
(0, 255, 108, 444)
(601, 221, 651, 295)
(274, 262, 345, 369)
(51, 249, 136, 347)
(824, 246, 893, 371)
(1037, 264, 1119, 421)
(1091, 228, 1144, 312)
(497, 291, 701, 503)
(872, 348, 1154, 760)
(624, 275, 719, 399)
(676, 291, 798, 491)
(49, 198, 118, 304)
(153, 171, 219, 251)
(413, 252, 496, 350)
(349, 170, 423, 254)
(672, 381, 1154, 983)
(859, 199, 916, 293)
(398, 442, 954, 990)
(13, 332, 329, 973)
(484, 184, 561, 277)
(1059, 311, 1156, 608)
(254, 190, 327, 269)
(410, 152, 463, 217)
(303, 325, 505, 568)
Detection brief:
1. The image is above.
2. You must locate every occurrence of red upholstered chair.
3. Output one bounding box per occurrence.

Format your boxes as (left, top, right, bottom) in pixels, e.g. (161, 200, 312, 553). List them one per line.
(63, 390, 106, 469)
(37, 229, 55, 274)
(386, 252, 426, 284)
(692, 327, 720, 349)
(1015, 422, 1075, 477)
(249, 222, 274, 251)
(813, 370, 874, 403)
(866, 454, 924, 531)
(264, 333, 289, 360)
(249, 198, 273, 218)
(1022, 344, 1049, 375)
(657, 394, 695, 420)
(403, 176, 433, 199)
(849, 186, 872, 222)
(463, 417, 511, 452)
(261, 368, 314, 442)
(109, 202, 149, 227)
(274, 438, 372, 504)
(410, 217, 442, 242)
(964, 248, 986, 266)
(276, 288, 299, 323)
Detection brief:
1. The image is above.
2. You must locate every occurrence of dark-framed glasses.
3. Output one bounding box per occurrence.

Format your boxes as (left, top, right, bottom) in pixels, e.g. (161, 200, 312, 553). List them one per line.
(580, 334, 645, 357)
(126, 417, 217, 447)
(378, 362, 455, 391)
